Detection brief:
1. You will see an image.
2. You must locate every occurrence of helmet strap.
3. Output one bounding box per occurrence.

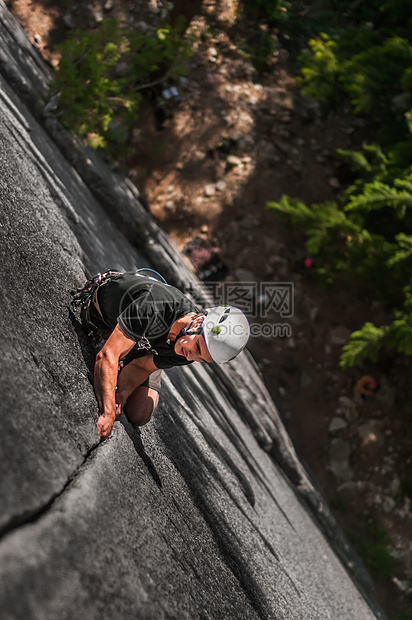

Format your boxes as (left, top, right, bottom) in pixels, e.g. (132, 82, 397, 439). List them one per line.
(175, 314, 204, 342)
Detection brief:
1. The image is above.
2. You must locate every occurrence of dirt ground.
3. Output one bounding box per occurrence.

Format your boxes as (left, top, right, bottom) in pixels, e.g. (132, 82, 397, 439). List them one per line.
(5, 0, 412, 617)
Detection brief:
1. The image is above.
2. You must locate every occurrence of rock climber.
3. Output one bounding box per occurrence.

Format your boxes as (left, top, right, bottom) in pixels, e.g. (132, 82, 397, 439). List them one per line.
(73, 269, 250, 440)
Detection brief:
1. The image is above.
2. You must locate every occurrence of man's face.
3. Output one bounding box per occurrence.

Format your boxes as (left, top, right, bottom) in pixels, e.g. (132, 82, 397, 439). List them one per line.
(174, 333, 212, 363)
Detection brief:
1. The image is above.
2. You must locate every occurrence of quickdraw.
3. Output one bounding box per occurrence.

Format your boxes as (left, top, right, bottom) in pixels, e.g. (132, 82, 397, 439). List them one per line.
(71, 270, 122, 328)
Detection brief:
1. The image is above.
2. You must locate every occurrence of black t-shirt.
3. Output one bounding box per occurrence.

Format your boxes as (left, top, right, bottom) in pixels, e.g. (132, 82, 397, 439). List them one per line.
(91, 272, 198, 369)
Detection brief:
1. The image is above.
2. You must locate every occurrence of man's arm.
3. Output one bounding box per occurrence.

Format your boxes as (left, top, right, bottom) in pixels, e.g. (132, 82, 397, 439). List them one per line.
(94, 324, 156, 440)
(115, 354, 158, 414)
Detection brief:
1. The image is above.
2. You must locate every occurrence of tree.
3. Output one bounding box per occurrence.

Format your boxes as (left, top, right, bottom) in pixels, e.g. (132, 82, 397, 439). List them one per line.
(168, 0, 204, 35)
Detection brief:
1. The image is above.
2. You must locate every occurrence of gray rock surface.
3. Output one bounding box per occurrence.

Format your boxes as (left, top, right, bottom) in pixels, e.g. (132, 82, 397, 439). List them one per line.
(0, 3, 386, 618)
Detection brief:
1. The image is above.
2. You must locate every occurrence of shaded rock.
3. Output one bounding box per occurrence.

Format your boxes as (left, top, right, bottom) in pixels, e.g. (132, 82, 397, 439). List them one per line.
(392, 92, 411, 111)
(204, 183, 215, 196)
(88, 5, 103, 27)
(62, 12, 74, 29)
(268, 255, 289, 278)
(258, 141, 277, 159)
(338, 481, 365, 492)
(262, 236, 282, 255)
(329, 417, 348, 433)
(382, 496, 396, 513)
(336, 395, 357, 422)
(358, 420, 385, 447)
(329, 438, 353, 480)
(375, 378, 396, 412)
(136, 20, 150, 32)
(115, 60, 130, 76)
(107, 119, 128, 144)
(330, 326, 351, 346)
(235, 268, 257, 282)
(300, 371, 313, 388)
(226, 154, 242, 167)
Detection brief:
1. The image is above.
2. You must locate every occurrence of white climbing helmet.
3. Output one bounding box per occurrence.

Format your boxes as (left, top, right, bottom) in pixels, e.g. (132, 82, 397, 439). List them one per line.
(202, 305, 250, 364)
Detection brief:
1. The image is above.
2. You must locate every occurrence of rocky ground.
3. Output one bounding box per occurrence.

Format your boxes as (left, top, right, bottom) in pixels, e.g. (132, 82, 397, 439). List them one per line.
(5, 0, 412, 617)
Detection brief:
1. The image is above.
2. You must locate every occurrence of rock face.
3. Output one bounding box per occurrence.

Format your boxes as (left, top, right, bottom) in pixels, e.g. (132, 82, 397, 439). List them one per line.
(0, 3, 386, 619)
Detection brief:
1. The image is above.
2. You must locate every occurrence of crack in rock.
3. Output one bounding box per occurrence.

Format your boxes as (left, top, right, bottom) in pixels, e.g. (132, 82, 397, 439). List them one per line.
(0, 438, 102, 542)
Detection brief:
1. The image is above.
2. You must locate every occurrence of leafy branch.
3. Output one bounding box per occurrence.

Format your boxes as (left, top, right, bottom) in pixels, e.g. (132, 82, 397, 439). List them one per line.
(51, 17, 195, 155)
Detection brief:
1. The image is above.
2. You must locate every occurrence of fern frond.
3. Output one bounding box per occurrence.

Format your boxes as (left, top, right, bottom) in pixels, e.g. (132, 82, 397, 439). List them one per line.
(405, 109, 412, 134)
(266, 195, 316, 225)
(394, 177, 412, 192)
(386, 314, 412, 355)
(340, 322, 386, 368)
(336, 149, 372, 175)
(387, 233, 412, 266)
(345, 180, 412, 216)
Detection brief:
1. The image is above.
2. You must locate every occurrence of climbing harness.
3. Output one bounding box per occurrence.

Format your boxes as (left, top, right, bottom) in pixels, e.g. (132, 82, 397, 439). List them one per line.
(71, 268, 168, 334)
(71, 270, 122, 332)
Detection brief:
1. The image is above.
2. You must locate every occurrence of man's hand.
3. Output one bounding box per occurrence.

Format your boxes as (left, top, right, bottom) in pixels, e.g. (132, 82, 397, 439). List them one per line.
(94, 325, 136, 442)
(96, 413, 116, 440)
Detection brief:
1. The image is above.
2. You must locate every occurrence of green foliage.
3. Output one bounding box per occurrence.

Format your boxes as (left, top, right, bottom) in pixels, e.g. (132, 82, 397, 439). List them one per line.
(267, 196, 356, 263)
(54, 19, 130, 148)
(340, 323, 387, 369)
(341, 36, 412, 120)
(269, 7, 412, 367)
(377, 0, 412, 35)
(406, 109, 412, 133)
(337, 145, 387, 179)
(266, 195, 394, 288)
(239, 29, 279, 72)
(337, 144, 392, 191)
(388, 233, 412, 266)
(298, 31, 412, 131)
(298, 34, 342, 109)
(340, 291, 412, 368)
(267, 173, 412, 367)
(345, 179, 412, 218)
(53, 17, 194, 155)
(240, 0, 291, 24)
(388, 316, 412, 354)
(129, 16, 194, 81)
(352, 520, 394, 580)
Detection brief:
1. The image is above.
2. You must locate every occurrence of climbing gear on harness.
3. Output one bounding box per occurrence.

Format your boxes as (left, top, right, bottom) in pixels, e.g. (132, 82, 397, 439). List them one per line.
(71, 270, 122, 331)
(71, 268, 168, 333)
(202, 305, 250, 364)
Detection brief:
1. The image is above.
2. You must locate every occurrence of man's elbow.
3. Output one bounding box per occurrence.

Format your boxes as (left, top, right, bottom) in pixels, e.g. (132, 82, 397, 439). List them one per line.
(95, 347, 118, 367)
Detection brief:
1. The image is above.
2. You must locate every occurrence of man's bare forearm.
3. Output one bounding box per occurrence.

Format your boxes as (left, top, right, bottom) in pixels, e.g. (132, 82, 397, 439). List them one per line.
(94, 349, 118, 439)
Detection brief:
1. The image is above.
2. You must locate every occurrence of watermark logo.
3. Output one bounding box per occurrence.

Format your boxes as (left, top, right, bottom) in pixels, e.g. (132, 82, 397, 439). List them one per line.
(119, 282, 171, 338)
(115, 277, 294, 341)
(184, 280, 294, 339)
(215, 281, 293, 319)
(250, 322, 292, 338)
